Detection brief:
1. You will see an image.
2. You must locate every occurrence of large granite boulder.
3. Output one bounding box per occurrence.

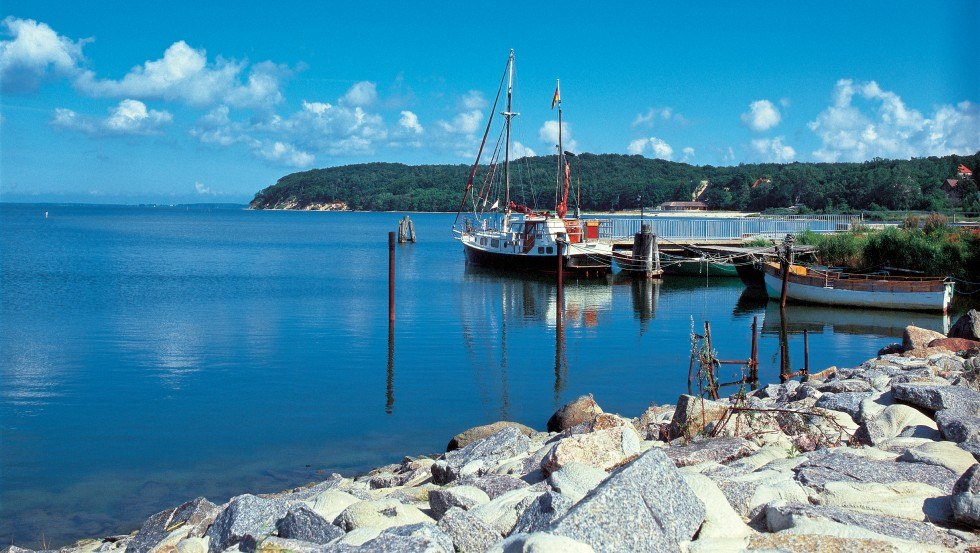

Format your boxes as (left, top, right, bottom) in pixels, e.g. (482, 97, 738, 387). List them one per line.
(679, 471, 752, 539)
(205, 494, 289, 553)
(668, 395, 729, 440)
(903, 325, 946, 351)
(274, 504, 342, 544)
(437, 507, 502, 553)
(949, 309, 980, 341)
(546, 462, 607, 503)
(665, 436, 755, 467)
(793, 449, 958, 494)
(488, 533, 595, 553)
(898, 440, 978, 475)
(857, 404, 940, 445)
(447, 421, 536, 451)
(936, 408, 980, 444)
(458, 474, 530, 499)
(512, 491, 573, 534)
(892, 383, 980, 412)
(814, 391, 872, 420)
(333, 498, 434, 531)
(128, 497, 218, 553)
(952, 463, 980, 528)
(547, 395, 603, 432)
(540, 423, 640, 475)
(435, 427, 533, 484)
(358, 523, 454, 552)
(427, 485, 490, 519)
(546, 448, 705, 552)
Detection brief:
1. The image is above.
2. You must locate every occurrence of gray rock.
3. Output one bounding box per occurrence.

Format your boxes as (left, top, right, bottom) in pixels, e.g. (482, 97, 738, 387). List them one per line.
(437, 507, 501, 553)
(817, 379, 872, 393)
(275, 505, 342, 545)
(427, 485, 490, 519)
(512, 491, 573, 534)
(488, 533, 595, 553)
(459, 474, 530, 499)
(936, 409, 980, 444)
(128, 497, 218, 553)
(904, 325, 947, 350)
(547, 462, 607, 503)
(360, 523, 454, 553)
(764, 502, 962, 547)
(253, 537, 326, 553)
(949, 309, 980, 341)
(755, 381, 800, 404)
(436, 427, 532, 484)
(664, 436, 754, 467)
(205, 494, 289, 553)
(333, 498, 433, 531)
(893, 383, 980, 413)
(961, 440, 980, 461)
(447, 421, 536, 451)
(793, 449, 958, 493)
(952, 464, 980, 528)
(814, 392, 871, 420)
(546, 448, 705, 553)
(547, 395, 603, 432)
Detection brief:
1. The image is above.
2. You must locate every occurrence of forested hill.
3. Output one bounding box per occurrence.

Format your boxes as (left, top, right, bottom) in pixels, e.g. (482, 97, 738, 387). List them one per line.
(249, 152, 980, 213)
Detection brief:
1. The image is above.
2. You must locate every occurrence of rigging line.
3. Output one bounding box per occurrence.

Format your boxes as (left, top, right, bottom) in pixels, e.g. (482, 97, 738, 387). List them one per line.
(453, 56, 509, 230)
(476, 126, 507, 211)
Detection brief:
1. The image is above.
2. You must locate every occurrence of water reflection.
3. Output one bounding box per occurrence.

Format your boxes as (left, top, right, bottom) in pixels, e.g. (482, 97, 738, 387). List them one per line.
(761, 302, 950, 337)
(386, 320, 395, 414)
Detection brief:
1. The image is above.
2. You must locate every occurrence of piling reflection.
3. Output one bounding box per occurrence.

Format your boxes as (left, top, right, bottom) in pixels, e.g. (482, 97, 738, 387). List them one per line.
(386, 320, 395, 414)
(627, 277, 661, 332)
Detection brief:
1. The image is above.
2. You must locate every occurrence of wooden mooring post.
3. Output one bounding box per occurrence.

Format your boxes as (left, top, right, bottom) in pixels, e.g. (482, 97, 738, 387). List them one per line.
(397, 215, 416, 243)
(629, 223, 662, 278)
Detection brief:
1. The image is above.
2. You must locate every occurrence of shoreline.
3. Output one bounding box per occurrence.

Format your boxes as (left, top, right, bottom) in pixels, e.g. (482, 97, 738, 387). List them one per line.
(5, 316, 980, 553)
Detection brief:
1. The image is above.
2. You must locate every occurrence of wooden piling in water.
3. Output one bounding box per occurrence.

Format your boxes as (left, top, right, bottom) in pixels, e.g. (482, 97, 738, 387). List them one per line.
(388, 231, 395, 322)
(397, 215, 416, 243)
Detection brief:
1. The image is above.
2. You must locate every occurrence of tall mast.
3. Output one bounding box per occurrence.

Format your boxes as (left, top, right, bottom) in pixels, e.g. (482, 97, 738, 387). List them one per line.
(503, 50, 515, 210)
(555, 79, 564, 212)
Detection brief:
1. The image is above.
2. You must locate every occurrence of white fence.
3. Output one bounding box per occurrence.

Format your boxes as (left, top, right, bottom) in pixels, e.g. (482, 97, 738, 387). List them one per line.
(602, 214, 857, 240)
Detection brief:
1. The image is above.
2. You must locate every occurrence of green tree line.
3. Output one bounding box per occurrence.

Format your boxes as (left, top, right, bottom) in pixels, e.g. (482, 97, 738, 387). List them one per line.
(250, 152, 980, 213)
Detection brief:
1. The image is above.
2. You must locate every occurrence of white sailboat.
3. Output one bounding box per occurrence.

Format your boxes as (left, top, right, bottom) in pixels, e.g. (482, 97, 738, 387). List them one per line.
(452, 50, 613, 276)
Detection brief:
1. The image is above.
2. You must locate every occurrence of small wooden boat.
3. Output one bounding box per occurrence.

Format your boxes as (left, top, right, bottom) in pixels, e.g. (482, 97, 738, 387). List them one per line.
(661, 253, 738, 277)
(762, 262, 954, 312)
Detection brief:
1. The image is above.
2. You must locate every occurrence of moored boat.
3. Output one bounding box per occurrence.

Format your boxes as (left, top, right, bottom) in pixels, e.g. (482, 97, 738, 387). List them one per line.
(452, 50, 613, 276)
(762, 262, 953, 312)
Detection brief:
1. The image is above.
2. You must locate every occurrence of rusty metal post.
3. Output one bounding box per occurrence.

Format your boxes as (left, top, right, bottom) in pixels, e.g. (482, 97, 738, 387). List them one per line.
(802, 329, 810, 381)
(557, 239, 564, 307)
(386, 319, 395, 414)
(388, 231, 395, 322)
(750, 315, 759, 389)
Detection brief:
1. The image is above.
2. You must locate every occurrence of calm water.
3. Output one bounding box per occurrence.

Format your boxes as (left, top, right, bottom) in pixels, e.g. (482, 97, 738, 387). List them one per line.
(0, 204, 956, 546)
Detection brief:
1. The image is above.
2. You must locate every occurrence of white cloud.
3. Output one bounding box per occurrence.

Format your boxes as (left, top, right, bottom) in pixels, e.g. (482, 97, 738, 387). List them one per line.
(751, 136, 796, 162)
(194, 181, 214, 195)
(681, 146, 695, 162)
(511, 141, 536, 158)
(438, 109, 482, 135)
(52, 99, 172, 136)
(632, 107, 686, 128)
(0, 16, 88, 93)
(74, 40, 287, 109)
(539, 120, 578, 152)
(627, 137, 673, 160)
(253, 141, 314, 167)
(723, 146, 736, 163)
(808, 79, 979, 162)
(741, 99, 781, 132)
(398, 110, 423, 134)
(461, 90, 488, 110)
(343, 81, 377, 107)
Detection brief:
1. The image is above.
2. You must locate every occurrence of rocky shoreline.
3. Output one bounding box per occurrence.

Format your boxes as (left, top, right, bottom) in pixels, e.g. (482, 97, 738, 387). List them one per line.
(6, 312, 980, 553)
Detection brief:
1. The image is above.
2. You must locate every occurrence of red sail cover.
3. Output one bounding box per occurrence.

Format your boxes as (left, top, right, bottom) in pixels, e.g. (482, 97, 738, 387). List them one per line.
(557, 160, 571, 218)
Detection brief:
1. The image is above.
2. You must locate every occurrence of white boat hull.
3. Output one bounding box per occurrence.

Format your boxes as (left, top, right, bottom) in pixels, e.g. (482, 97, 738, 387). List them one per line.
(763, 272, 952, 312)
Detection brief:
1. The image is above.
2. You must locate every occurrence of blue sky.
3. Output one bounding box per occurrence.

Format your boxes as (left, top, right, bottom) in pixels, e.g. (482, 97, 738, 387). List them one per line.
(1, 0, 977, 203)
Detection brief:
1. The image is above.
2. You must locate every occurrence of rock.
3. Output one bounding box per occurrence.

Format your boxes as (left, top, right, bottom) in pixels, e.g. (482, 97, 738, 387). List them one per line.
(952, 464, 980, 528)
(469, 485, 545, 536)
(764, 501, 962, 549)
(793, 449, 958, 494)
(437, 507, 501, 553)
(754, 380, 800, 404)
(857, 404, 940, 445)
(898, 440, 978, 475)
(546, 462, 607, 503)
(458, 474, 530, 499)
(634, 404, 674, 440)
(427, 485, 490, 519)
(306, 490, 359, 522)
(817, 379, 872, 393)
(892, 383, 980, 412)
(712, 468, 809, 522)
(665, 436, 755, 468)
(176, 537, 208, 553)
(748, 532, 910, 553)
(257, 536, 325, 553)
(878, 342, 904, 356)
(204, 494, 289, 553)
(358, 523, 454, 553)
(546, 448, 705, 553)
(936, 408, 980, 444)
(903, 325, 947, 351)
(813, 391, 871, 420)
(540, 424, 640, 475)
(333, 498, 434, 531)
(447, 421, 536, 451)
(668, 395, 729, 440)
(334, 527, 381, 546)
(903, 346, 952, 359)
(488, 533, 595, 553)
(962, 440, 980, 461)
(546, 395, 603, 432)
(949, 309, 980, 341)
(512, 491, 573, 534)
(928, 337, 980, 353)
(858, 390, 895, 423)
(436, 427, 533, 484)
(814, 480, 952, 522)
(679, 471, 751, 539)
(274, 505, 342, 544)
(128, 497, 218, 553)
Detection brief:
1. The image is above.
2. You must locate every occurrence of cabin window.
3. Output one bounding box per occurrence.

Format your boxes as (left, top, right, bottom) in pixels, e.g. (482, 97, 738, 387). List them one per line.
(537, 246, 544, 254)
(491, 239, 499, 248)
(546, 246, 554, 254)
(480, 238, 487, 246)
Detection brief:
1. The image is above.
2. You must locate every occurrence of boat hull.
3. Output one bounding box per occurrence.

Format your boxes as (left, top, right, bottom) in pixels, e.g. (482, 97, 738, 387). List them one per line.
(763, 271, 952, 312)
(463, 241, 610, 275)
(662, 259, 739, 277)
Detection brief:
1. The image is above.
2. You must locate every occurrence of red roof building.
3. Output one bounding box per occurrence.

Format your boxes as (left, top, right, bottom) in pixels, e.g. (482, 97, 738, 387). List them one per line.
(957, 164, 973, 178)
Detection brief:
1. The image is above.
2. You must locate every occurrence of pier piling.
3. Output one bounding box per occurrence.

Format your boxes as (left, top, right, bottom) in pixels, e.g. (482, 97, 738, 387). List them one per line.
(388, 231, 395, 322)
(397, 216, 416, 243)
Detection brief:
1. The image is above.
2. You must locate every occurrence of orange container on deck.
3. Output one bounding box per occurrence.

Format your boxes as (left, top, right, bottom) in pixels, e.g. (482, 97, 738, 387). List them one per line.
(585, 220, 600, 240)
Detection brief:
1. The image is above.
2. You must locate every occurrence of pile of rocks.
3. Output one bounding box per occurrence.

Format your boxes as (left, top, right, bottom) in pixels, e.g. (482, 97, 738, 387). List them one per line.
(6, 312, 980, 553)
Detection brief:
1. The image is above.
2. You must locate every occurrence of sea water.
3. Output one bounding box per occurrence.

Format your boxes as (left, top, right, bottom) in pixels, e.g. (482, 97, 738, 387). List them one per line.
(0, 204, 953, 545)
